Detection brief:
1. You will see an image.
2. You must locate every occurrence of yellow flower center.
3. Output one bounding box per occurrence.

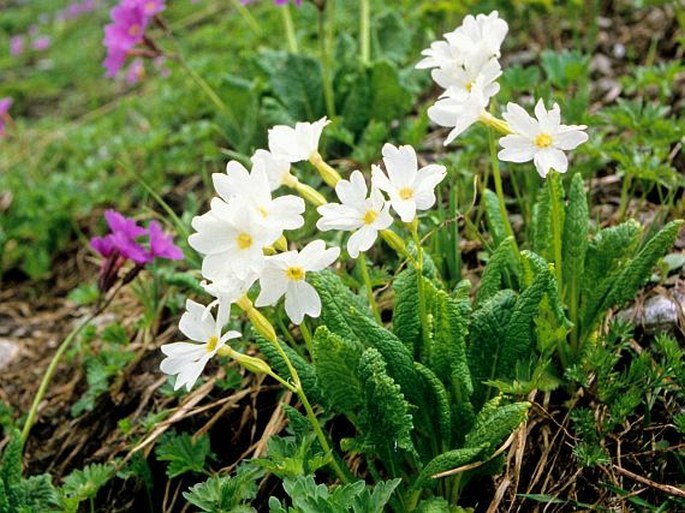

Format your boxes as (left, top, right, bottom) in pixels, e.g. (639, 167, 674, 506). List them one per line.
(465, 81, 474, 92)
(257, 206, 269, 219)
(534, 133, 553, 148)
(399, 187, 414, 200)
(237, 233, 253, 249)
(363, 209, 378, 225)
(206, 336, 219, 353)
(145, 1, 157, 13)
(128, 24, 141, 37)
(286, 266, 305, 281)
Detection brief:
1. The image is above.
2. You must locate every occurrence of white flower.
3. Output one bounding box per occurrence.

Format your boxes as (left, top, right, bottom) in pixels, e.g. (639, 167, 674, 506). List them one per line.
(431, 53, 501, 96)
(188, 198, 275, 280)
(416, 39, 460, 70)
(316, 170, 393, 258)
(371, 144, 447, 223)
(268, 117, 330, 163)
(251, 149, 294, 191)
(416, 11, 508, 70)
(213, 159, 305, 233)
(444, 11, 508, 62)
(160, 299, 240, 391)
(498, 99, 589, 178)
(255, 240, 340, 325)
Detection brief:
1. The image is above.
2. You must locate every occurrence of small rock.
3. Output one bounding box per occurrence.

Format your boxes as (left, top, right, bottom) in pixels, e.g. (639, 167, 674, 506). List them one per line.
(0, 339, 20, 370)
(619, 293, 684, 333)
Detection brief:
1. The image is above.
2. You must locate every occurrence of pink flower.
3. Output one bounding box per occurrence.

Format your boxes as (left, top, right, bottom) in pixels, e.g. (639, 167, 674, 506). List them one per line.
(90, 209, 183, 292)
(126, 58, 145, 84)
(9, 36, 24, 56)
(102, 0, 165, 78)
(0, 97, 13, 137)
(32, 36, 51, 51)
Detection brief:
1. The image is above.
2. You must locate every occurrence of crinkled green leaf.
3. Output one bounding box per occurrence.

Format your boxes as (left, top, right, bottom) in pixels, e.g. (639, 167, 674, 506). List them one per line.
(155, 432, 213, 479)
(484, 189, 508, 249)
(414, 446, 486, 488)
(476, 237, 520, 306)
(313, 327, 363, 418)
(414, 363, 452, 450)
(465, 400, 529, 452)
(183, 465, 262, 513)
(358, 348, 415, 455)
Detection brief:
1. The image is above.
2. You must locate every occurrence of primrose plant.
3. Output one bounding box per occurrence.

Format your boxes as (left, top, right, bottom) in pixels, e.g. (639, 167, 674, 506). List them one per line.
(157, 8, 681, 512)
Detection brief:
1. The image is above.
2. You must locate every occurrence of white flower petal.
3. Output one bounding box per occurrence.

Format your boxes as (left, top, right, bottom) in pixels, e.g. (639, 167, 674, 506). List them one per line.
(502, 102, 539, 139)
(554, 128, 588, 150)
(255, 266, 289, 307)
(299, 240, 340, 272)
(285, 281, 321, 324)
(347, 225, 378, 258)
(382, 143, 418, 187)
(534, 148, 568, 177)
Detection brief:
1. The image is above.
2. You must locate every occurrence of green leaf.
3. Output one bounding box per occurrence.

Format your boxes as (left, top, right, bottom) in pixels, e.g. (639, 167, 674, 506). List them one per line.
(561, 173, 589, 301)
(605, 220, 684, 309)
(372, 11, 412, 62)
(156, 432, 213, 479)
(484, 189, 508, 249)
(392, 267, 423, 354)
(414, 363, 452, 449)
(183, 465, 262, 513)
(13, 474, 58, 511)
(313, 327, 364, 418)
(476, 237, 520, 306)
(61, 463, 116, 503)
(311, 271, 422, 406)
(358, 348, 415, 455)
(465, 400, 529, 452)
(414, 446, 486, 488)
(467, 290, 517, 408)
(579, 220, 642, 337)
(499, 263, 551, 377)
(263, 52, 325, 122)
(254, 332, 325, 406)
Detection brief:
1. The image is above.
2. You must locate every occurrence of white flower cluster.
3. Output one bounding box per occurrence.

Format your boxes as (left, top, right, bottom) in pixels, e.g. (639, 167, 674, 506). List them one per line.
(419, 10, 588, 178)
(161, 118, 447, 391)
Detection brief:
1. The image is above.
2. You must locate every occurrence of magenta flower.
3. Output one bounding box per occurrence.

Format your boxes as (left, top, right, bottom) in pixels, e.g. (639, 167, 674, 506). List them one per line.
(0, 97, 13, 137)
(126, 58, 145, 84)
(32, 36, 51, 51)
(149, 221, 184, 260)
(10, 36, 24, 56)
(102, 0, 165, 78)
(91, 209, 183, 292)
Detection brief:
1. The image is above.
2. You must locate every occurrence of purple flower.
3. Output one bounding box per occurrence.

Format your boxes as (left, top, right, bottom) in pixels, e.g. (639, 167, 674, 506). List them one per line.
(126, 58, 145, 84)
(103, 47, 128, 77)
(91, 235, 116, 257)
(32, 36, 51, 51)
(131, 0, 166, 17)
(148, 220, 184, 260)
(0, 97, 13, 137)
(10, 36, 24, 56)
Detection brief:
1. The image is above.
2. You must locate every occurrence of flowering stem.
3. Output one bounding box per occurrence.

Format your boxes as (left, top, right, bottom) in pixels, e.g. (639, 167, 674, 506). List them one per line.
(359, 0, 370, 65)
(236, 295, 349, 483)
(357, 253, 382, 323)
(309, 152, 342, 187)
(280, 5, 299, 54)
(21, 279, 126, 444)
(284, 175, 328, 206)
(547, 172, 564, 288)
(300, 319, 315, 357)
(380, 229, 415, 265)
(317, 3, 336, 118)
(409, 221, 431, 359)
(176, 58, 234, 121)
(479, 111, 513, 135)
(229, 0, 262, 35)
(487, 129, 517, 244)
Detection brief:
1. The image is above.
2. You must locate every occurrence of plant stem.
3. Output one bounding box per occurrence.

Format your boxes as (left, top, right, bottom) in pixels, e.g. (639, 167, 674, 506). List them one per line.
(409, 221, 431, 361)
(21, 281, 125, 444)
(547, 172, 564, 288)
(236, 296, 348, 482)
(300, 319, 315, 357)
(359, 0, 370, 65)
(357, 253, 381, 323)
(177, 58, 234, 121)
(280, 5, 298, 54)
(317, 3, 336, 118)
(229, 0, 262, 35)
(488, 129, 516, 243)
